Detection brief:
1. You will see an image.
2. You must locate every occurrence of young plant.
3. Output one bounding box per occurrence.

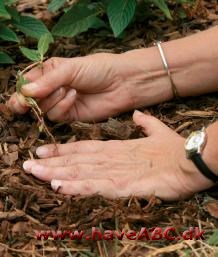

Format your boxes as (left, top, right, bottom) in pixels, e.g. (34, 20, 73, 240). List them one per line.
(16, 33, 56, 143)
(0, 0, 50, 64)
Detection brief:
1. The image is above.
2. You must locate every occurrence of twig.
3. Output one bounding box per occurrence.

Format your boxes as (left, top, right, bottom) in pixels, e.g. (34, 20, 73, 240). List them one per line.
(97, 241, 105, 257)
(0, 210, 25, 221)
(0, 243, 89, 254)
(184, 241, 201, 257)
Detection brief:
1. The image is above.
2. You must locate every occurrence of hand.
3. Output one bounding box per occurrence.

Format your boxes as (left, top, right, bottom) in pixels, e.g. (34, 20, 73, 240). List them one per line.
(8, 49, 173, 122)
(22, 111, 213, 200)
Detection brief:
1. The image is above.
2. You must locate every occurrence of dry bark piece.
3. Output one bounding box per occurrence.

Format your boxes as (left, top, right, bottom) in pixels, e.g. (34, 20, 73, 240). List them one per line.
(205, 200, 218, 219)
(70, 118, 142, 140)
(0, 104, 14, 121)
(0, 211, 26, 222)
(11, 221, 32, 236)
(1, 151, 18, 166)
(176, 110, 218, 118)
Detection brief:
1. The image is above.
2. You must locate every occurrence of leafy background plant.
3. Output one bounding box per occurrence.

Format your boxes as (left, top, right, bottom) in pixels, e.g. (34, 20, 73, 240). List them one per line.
(0, 0, 50, 64)
(50, 0, 193, 37)
(0, 0, 194, 64)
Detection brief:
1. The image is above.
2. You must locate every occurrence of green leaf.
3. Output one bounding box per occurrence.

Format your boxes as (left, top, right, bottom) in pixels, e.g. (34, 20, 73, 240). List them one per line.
(0, 1, 11, 19)
(0, 25, 19, 42)
(48, 0, 66, 12)
(12, 15, 50, 39)
(38, 33, 53, 57)
(0, 51, 14, 64)
(3, 0, 19, 5)
(20, 47, 40, 62)
(52, 4, 102, 37)
(90, 17, 107, 29)
(7, 6, 20, 22)
(16, 74, 29, 93)
(107, 0, 136, 37)
(152, 0, 172, 20)
(207, 230, 218, 246)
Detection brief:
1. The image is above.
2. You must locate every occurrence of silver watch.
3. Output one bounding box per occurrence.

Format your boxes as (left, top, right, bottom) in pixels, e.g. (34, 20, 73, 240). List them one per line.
(185, 128, 207, 158)
(185, 128, 217, 183)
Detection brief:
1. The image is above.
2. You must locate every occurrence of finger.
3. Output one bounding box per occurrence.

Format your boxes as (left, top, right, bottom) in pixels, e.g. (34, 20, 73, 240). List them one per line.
(24, 66, 43, 82)
(23, 153, 109, 169)
(39, 87, 66, 113)
(25, 162, 138, 182)
(21, 59, 73, 98)
(35, 140, 115, 159)
(7, 93, 30, 114)
(46, 89, 77, 121)
(23, 57, 68, 83)
(133, 110, 172, 136)
(23, 150, 147, 171)
(50, 179, 128, 198)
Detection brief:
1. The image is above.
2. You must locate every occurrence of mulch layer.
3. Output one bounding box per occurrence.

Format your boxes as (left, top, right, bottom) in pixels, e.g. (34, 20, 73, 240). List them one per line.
(0, 0, 218, 256)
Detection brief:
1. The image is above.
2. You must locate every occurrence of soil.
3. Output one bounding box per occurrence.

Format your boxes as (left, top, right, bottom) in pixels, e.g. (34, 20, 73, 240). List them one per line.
(0, 1, 218, 256)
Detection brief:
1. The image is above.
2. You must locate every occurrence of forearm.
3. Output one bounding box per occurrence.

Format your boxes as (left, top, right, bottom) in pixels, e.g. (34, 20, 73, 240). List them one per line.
(163, 26, 218, 97)
(123, 26, 218, 107)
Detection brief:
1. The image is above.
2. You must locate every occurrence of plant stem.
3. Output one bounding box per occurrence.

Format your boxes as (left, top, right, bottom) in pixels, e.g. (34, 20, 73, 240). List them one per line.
(19, 61, 41, 77)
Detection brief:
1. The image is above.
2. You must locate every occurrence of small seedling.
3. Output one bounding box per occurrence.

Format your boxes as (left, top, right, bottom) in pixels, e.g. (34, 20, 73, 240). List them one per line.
(16, 33, 56, 143)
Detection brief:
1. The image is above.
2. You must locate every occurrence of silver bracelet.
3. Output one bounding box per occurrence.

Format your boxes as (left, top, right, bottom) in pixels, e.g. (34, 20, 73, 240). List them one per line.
(155, 41, 180, 99)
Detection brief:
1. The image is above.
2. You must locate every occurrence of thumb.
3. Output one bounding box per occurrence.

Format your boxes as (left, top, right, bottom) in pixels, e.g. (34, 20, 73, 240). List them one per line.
(21, 63, 73, 98)
(133, 110, 172, 136)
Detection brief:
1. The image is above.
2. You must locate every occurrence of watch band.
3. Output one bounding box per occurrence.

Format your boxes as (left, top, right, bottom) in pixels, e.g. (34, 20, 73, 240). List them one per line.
(191, 153, 218, 183)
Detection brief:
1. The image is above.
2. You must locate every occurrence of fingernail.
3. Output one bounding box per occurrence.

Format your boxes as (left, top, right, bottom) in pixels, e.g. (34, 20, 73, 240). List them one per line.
(66, 89, 76, 98)
(36, 147, 49, 157)
(31, 165, 45, 175)
(134, 110, 143, 116)
(58, 87, 66, 97)
(22, 82, 39, 93)
(51, 180, 62, 191)
(23, 161, 35, 172)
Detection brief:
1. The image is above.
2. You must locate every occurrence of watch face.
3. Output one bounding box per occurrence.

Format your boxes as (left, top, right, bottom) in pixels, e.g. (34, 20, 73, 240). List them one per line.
(185, 131, 206, 153)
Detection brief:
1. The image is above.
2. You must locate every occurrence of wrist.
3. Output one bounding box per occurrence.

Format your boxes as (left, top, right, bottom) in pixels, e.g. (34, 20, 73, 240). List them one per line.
(121, 48, 174, 108)
(178, 123, 218, 195)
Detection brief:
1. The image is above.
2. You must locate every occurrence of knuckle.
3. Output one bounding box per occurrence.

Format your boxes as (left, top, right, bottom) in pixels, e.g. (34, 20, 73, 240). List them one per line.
(83, 180, 94, 194)
(45, 57, 65, 71)
(72, 141, 81, 153)
(47, 111, 61, 122)
(70, 103, 79, 121)
(110, 177, 128, 191)
(69, 165, 80, 179)
(133, 166, 145, 180)
(47, 112, 56, 121)
(49, 57, 60, 67)
(62, 156, 71, 166)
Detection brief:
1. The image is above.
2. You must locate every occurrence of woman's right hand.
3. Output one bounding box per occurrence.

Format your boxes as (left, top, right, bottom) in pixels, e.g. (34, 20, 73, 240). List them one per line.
(8, 50, 173, 122)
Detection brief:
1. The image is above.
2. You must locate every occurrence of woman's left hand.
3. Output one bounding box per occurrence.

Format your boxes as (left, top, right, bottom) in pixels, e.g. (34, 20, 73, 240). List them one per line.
(22, 110, 212, 200)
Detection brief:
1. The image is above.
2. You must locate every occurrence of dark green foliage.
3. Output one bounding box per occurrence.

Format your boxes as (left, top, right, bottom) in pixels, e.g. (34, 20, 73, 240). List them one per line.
(0, 0, 193, 64)
(50, 0, 175, 38)
(0, 0, 51, 64)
